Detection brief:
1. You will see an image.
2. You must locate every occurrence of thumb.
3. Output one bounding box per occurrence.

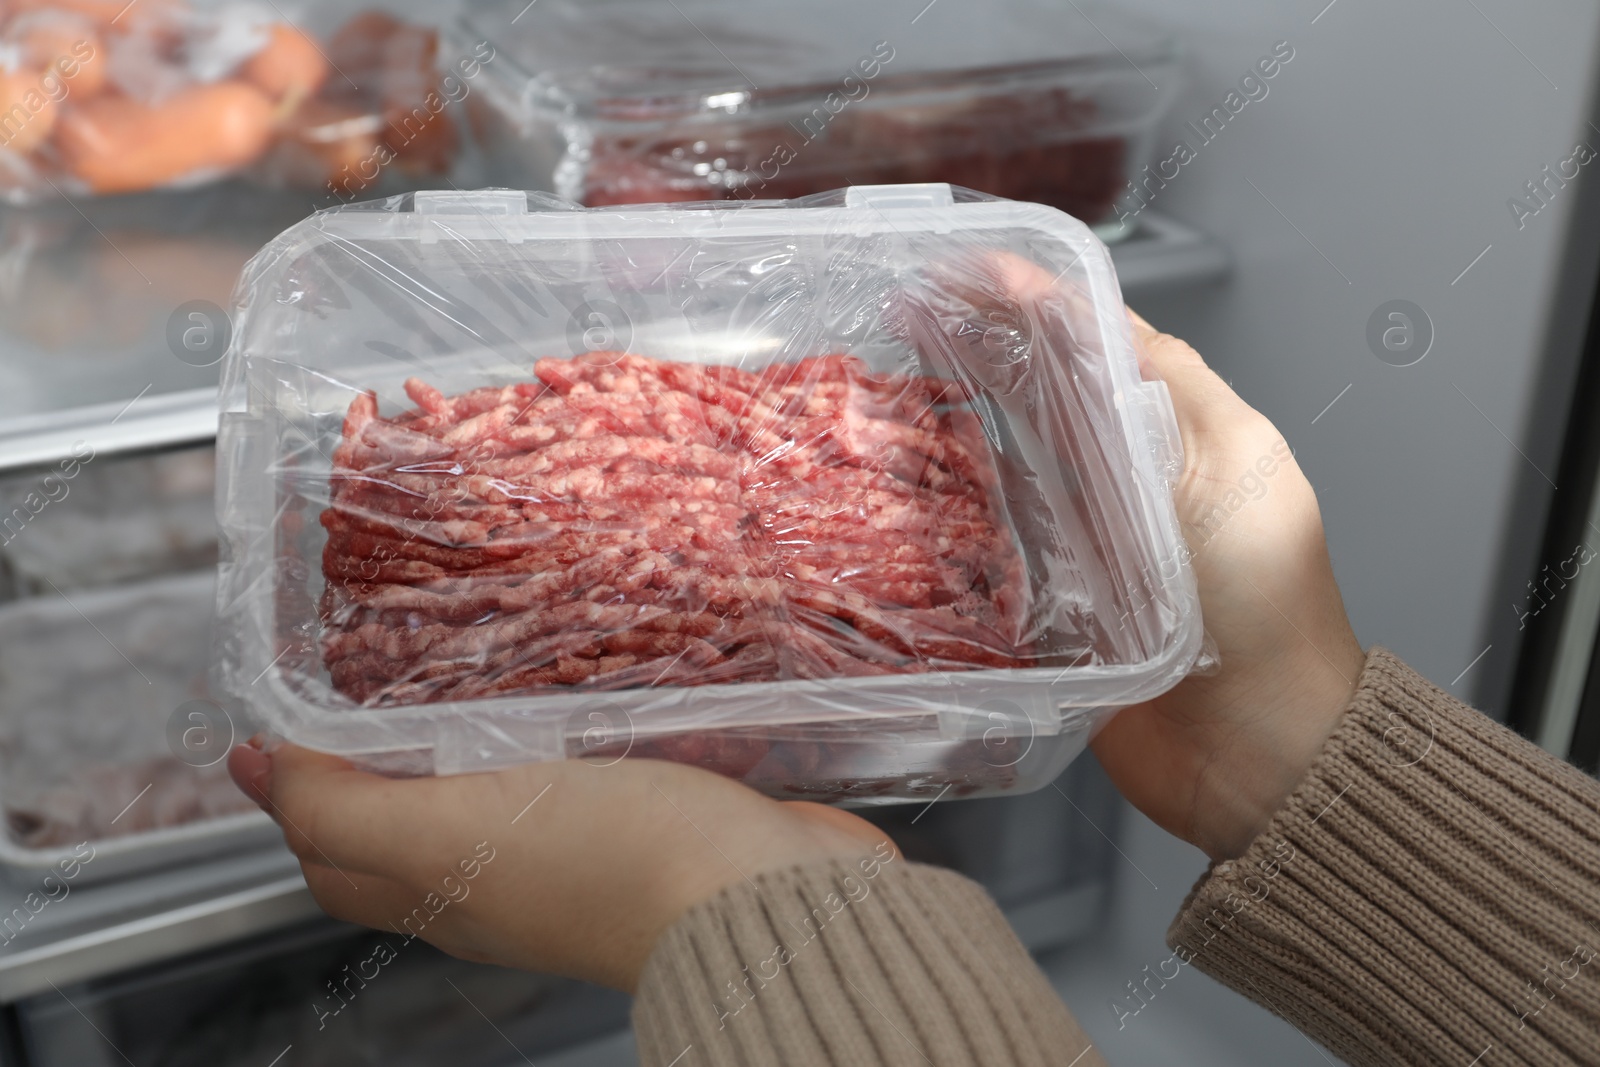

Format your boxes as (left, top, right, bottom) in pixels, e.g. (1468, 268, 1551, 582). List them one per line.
(1125, 307, 1265, 441)
(259, 743, 438, 877)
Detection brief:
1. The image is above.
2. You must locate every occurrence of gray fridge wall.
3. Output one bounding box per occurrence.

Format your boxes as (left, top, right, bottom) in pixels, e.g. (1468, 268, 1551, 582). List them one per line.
(1041, 0, 1600, 1064)
(1106, 0, 1600, 718)
(1050, 2, 1600, 1063)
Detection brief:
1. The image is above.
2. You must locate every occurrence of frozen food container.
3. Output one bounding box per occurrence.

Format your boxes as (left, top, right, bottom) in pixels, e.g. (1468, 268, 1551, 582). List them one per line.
(214, 182, 1203, 804)
(0, 2, 466, 204)
(455, 0, 1177, 235)
(0, 443, 217, 597)
(0, 571, 275, 884)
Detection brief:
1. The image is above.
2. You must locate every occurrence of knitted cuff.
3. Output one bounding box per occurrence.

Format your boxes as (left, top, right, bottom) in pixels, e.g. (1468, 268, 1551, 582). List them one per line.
(1169, 647, 1600, 1067)
(634, 853, 1102, 1067)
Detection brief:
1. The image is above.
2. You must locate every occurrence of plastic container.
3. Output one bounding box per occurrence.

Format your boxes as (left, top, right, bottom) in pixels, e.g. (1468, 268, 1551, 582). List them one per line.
(455, 0, 1177, 236)
(214, 182, 1202, 804)
(0, 442, 217, 597)
(0, 571, 275, 884)
(0, 3, 464, 203)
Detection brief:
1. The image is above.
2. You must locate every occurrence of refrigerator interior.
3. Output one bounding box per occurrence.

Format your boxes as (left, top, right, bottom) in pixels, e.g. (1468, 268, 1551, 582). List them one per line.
(1, 0, 1598, 1063)
(14, 921, 632, 1067)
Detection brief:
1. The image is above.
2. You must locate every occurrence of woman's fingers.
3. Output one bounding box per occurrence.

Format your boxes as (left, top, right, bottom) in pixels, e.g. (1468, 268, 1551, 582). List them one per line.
(257, 744, 404, 874)
(260, 744, 509, 881)
(232, 747, 549, 964)
(299, 861, 422, 929)
(978, 246, 1259, 441)
(299, 862, 506, 962)
(228, 741, 903, 988)
(779, 801, 902, 858)
(1125, 307, 1263, 438)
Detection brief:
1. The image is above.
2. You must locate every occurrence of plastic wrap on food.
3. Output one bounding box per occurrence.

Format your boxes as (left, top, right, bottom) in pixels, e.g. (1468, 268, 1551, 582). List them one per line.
(320, 352, 1032, 706)
(215, 182, 1204, 803)
(0, 443, 217, 595)
(457, 0, 1177, 233)
(0, 572, 259, 853)
(0, 2, 460, 202)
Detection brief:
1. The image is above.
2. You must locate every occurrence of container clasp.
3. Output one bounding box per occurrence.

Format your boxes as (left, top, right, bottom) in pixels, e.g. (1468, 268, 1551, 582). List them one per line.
(844, 183, 956, 211)
(411, 189, 529, 216)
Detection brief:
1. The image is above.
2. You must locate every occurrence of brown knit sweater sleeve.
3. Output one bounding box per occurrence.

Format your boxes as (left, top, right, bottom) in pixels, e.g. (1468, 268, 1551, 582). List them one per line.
(1169, 647, 1600, 1066)
(631, 854, 1104, 1067)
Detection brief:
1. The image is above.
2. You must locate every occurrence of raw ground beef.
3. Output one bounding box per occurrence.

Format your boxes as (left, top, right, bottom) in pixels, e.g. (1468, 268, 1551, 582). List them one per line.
(318, 352, 1031, 710)
(581, 90, 1127, 224)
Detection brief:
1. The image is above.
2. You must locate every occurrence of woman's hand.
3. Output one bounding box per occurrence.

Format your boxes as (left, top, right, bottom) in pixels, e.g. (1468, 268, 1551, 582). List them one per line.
(1089, 310, 1366, 860)
(228, 742, 894, 991)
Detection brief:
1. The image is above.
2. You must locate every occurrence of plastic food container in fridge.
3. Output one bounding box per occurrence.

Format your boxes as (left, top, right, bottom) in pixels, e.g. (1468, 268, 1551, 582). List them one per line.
(0, 571, 274, 884)
(454, 0, 1178, 236)
(214, 182, 1203, 805)
(0, 443, 217, 597)
(0, 2, 465, 203)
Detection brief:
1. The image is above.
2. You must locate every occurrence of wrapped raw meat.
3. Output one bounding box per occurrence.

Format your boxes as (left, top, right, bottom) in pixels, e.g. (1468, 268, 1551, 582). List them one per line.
(0, 2, 459, 202)
(0, 571, 261, 852)
(215, 183, 1206, 802)
(583, 94, 1128, 224)
(318, 353, 1031, 706)
(310, 10, 459, 195)
(461, 0, 1175, 226)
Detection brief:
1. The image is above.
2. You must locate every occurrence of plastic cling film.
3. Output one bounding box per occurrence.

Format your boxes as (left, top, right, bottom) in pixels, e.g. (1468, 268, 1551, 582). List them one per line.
(0, 3, 459, 202)
(318, 353, 1041, 706)
(214, 183, 1205, 804)
(457, 0, 1180, 231)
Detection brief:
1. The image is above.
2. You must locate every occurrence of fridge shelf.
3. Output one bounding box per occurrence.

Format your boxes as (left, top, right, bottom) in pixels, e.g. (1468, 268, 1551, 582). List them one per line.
(0, 849, 311, 1002)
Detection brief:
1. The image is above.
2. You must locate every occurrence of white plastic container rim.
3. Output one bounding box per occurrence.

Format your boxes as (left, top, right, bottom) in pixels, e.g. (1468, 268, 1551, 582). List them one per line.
(218, 183, 1204, 771)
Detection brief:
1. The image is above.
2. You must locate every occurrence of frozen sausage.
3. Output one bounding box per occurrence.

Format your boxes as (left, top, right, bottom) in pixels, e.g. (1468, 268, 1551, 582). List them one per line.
(241, 22, 329, 101)
(53, 80, 275, 193)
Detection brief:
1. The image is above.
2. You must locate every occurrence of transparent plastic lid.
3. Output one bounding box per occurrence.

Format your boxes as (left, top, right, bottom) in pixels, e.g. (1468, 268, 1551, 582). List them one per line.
(214, 183, 1202, 775)
(457, 0, 1175, 118)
